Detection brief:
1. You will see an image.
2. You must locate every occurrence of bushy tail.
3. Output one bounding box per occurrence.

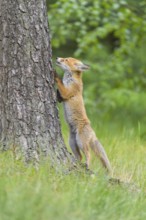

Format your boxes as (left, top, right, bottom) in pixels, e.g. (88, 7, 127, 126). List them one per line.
(90, 139, 112, 173)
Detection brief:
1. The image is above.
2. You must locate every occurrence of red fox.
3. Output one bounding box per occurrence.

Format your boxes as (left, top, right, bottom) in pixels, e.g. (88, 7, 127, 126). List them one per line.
(55, 57, 112, 173)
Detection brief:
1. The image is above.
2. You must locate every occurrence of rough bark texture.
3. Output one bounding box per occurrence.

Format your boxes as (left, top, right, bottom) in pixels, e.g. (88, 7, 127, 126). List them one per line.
(0, 0, 74, 165)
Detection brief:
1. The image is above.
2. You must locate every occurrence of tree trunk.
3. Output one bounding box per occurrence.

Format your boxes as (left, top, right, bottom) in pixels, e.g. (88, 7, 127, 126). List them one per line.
(0, 0, 74, 166)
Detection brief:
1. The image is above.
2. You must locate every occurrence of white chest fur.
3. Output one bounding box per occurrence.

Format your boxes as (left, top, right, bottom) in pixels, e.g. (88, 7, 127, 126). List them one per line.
(63, 71, 73, 86)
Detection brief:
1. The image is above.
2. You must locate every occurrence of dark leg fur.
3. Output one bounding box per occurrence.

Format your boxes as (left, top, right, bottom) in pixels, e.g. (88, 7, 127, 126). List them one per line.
(57, 89, 64, 103)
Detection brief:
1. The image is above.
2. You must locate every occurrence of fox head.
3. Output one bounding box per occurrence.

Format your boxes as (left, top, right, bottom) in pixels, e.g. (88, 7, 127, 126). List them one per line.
(56, 57, 89, 73)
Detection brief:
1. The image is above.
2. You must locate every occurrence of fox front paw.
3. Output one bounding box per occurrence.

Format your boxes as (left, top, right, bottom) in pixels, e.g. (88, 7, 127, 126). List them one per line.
(57, 89, 64, 103)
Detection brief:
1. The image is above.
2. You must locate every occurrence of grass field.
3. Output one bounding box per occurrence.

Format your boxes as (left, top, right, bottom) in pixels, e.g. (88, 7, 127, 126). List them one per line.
(0, 113, 146, 220)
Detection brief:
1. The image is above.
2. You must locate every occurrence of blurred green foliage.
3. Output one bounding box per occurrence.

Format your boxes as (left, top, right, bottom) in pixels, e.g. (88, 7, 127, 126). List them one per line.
(47, 0, 146, 133)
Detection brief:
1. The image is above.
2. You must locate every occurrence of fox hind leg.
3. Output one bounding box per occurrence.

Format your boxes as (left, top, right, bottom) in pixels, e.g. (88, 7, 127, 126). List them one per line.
(69, 131, 82, 161)
(76, 132, 91, 169)
(83, 149, 90, 169)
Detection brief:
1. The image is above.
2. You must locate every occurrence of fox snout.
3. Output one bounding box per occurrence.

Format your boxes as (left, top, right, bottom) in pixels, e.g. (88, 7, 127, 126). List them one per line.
(56, 57, 64, 68)
(56, 57, 61, 64)
(56, 57, 70, 72)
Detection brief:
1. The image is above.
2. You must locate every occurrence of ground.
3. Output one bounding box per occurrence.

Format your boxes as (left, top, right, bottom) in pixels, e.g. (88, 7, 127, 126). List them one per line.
(0, 111, 146, 220)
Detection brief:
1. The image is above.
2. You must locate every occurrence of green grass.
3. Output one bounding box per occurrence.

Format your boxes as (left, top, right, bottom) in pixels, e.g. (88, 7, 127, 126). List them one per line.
(0, 113, 146, 220)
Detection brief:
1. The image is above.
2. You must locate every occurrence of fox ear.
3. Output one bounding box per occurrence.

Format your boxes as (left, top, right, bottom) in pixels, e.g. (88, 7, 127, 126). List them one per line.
(75, 63, 90, 71)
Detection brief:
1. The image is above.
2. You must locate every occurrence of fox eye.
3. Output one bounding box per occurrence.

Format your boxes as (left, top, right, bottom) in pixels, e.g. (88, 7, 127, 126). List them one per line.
(65, 59, 68, 61)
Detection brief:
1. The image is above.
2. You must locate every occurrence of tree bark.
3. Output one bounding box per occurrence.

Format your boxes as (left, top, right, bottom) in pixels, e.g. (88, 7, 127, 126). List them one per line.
(0, 0, 74, 166)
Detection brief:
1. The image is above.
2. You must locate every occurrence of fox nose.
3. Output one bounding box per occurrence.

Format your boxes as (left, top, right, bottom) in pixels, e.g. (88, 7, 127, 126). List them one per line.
(56, 57, 59, 60)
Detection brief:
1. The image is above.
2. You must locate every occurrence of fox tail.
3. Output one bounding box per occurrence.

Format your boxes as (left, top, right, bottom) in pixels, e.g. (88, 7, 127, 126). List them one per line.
(90, 139, 112, 173)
